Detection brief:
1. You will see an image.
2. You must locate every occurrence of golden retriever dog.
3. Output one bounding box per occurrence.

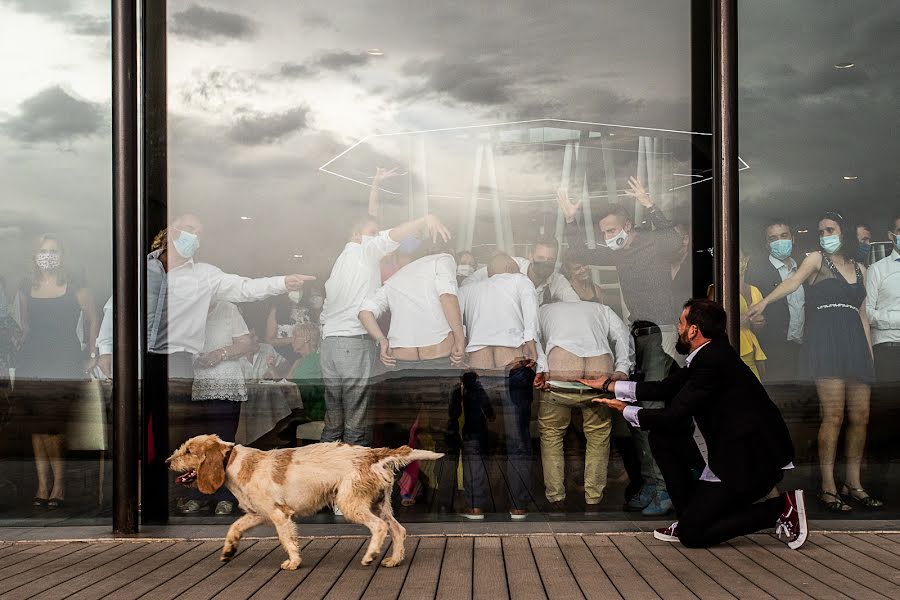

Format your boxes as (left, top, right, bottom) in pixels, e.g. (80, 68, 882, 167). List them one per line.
(166, 435, 443, 570)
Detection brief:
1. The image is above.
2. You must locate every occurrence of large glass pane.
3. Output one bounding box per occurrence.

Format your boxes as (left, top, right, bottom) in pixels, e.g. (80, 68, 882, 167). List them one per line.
(154, 0, 704, 522)
(740, 1, 900, 518)
(0, 1, 112, 524)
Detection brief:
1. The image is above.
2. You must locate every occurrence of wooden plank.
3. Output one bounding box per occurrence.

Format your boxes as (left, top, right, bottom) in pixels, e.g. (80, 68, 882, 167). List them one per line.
(179, 540, 279, 600)
(64, 542, 200, 600)
(529, 536, 584, 600)
(0, 542, 69, 570)
(815, 535, 900, 583)
(0, 543, 114, 596)
(361, 537, 420, 600)
(323, 539, 383, 600)
(750, 535, 885, 600)
(501, 536, 547, 600)
(0, 542, 79, 580)
(672, 546, 774, 600)
(610, 536, 693, 600)
(706, 544, 812, 599)
(435, 536, 473, 600)
(583, 535, 660, 600)
(4, 542, 140, 600)
(827, 534, 900, 570)
(211, 541, 307, 600)
(554, 536, 622, 600)
(110, 540, 223, 600)
(800, 539, 900, 597)
(472, 537, 508, 600)
(143, 541, 259, 600)
(637, 537, 735, 600)
(287, 537, 364, 600)
(0, 543, 35, 561)
(250, 538, 337, 600)
(397, 537, 446, 600)
(728, 537, 850, 600)
(866, 535, 900, 556)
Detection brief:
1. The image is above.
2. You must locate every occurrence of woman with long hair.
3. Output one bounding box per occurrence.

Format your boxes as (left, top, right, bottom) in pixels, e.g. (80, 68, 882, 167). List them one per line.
(748, 211, 880, 512)
(15, 234, 99, 509)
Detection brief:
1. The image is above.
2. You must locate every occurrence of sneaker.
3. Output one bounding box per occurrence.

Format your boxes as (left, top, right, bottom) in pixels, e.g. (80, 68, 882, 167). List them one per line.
(178, 499, 207, 515)
(625, 484, 654, 512)
(776, 490, 808, 550)
(545, 500, 566, 515)
(459, 507, 485, 520)
(509, 509, 528, 520)
(214, 501, 234, 516)
(654, 522, 679, 542)
(642, 489, 674, 517)
(333, 505, 343, 517)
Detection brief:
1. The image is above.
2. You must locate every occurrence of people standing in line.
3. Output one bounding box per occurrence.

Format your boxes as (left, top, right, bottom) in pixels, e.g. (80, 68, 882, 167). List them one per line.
(536, 299, 634, 513)
(748, 211, 881, 512)
(455, 253, 541, 519)
(14, 234, 100, 510)
(558, 177, 682, 517)
(460, 237, 580, 306)
(745, 219, 805, 383)
(590, 299, 807, 550)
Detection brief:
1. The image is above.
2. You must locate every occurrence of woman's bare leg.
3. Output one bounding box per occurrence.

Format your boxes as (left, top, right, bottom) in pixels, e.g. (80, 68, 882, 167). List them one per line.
(815, 378, 846, 495)
(32, 434, 51, 499)
(46, 434, 66, 500)
(843, 380, 871, 490)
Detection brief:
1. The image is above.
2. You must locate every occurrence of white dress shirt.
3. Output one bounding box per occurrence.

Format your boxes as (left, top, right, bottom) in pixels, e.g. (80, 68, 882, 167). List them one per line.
(866, 250, 900, 345)
(769, 255, 805, 343)
(539, 301, 634, 375)
(321, 230, 400, 338)
(617, 341, 792, 482)
(96, 296, 113, 356)
(458, 272, 539, 353)
(460, 256, 580, 305)
(147, 249, 287, 355)
(361, 253, 458, 349)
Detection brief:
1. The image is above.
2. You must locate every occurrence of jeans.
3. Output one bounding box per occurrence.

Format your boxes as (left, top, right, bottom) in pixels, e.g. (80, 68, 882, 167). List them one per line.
(499, 365, 535, 509)
(320, 336, 376, 446)
(538, 390, 612, 504)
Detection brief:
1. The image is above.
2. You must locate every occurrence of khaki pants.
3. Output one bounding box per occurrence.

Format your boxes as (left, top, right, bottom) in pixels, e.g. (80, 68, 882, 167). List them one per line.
(538, 390, 612, 504)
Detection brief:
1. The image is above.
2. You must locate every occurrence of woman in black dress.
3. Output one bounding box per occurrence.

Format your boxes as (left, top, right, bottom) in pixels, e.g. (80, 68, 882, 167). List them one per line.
(15, 235, 99, 509)
(748, 212, 881, 512)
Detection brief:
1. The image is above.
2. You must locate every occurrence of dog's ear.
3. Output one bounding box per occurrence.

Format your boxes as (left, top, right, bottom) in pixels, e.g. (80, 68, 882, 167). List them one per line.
(196, 443, 226, 494)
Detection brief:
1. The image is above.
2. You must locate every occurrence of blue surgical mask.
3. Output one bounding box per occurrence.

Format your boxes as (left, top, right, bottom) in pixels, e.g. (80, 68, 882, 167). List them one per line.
(895, 236, 900, 252)
(820, 234, 841, 255)
(606, 229, 628, 251)
(173, 229, 200, 258)
(769, 239, 793, 261)
(857, 242, 871, 263)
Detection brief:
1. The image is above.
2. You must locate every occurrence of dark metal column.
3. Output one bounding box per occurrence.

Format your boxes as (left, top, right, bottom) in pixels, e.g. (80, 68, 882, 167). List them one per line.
(690, 0, 714, 302)
(112, 0, 139, 534)
(713, 0, 740, 345)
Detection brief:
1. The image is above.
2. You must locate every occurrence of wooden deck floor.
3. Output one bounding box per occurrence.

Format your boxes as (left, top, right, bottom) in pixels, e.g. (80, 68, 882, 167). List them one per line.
(1, 533, 899, 599)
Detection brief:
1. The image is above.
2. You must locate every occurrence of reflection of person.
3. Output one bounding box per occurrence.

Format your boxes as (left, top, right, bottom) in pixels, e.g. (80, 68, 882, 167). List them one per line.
(456, 253, 541, 519)
(748, 211, 880, 512)
(265, 288, 317, 364)
(460, 237, 580, 305)
(856, 224, 872, 265)
(866, 215, 900, 384)
(0, 276, 21, 374)
(562, 260, 605, 305)
(287, 323, 325, 426)
(15, 234, 99, 510)
(537, 300, 633, 512)
(671, 221, 692, 317)
(455, 251, 477, 285)
(711, 250, 767, 379)
(745, 220, 805, 383)
(592, 299, 807, 550)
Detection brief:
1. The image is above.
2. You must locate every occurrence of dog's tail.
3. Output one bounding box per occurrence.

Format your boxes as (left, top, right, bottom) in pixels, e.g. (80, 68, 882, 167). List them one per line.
(374, 446, 444, 472)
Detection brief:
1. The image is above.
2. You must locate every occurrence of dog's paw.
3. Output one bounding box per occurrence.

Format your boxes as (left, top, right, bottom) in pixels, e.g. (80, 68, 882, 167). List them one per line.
(220, 547, 237, 562)
(361, 554, 376, 566)
(281, 559, 301, 570)
(381, 556, 402, 568)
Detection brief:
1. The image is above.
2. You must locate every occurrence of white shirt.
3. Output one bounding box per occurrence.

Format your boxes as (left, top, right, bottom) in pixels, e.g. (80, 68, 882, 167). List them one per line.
(460, 256, 580, 305)
(539, 301, 634, 375)
(866, 250, 900, 345)
(769, 255, 805, 343)
(97, 296, 113, 356)
(192, 302, 250, 402)
(241, 343, 288, 380)
(458, 273, 539, 353)
(361, 253, 458, 349)
(321, 230, 400, 338)
(147, 249, 287, 355)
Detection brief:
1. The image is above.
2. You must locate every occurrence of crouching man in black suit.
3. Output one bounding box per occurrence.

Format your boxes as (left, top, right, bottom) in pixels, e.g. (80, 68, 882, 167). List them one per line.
(586, 298, 807, 549)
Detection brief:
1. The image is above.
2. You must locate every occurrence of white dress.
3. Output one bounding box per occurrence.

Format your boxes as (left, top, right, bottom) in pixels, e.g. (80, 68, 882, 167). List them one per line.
(192, 302, 249, 402)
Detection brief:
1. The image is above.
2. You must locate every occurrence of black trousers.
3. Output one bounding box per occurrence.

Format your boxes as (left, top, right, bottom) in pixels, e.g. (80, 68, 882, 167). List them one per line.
(650, 427, 785, 548)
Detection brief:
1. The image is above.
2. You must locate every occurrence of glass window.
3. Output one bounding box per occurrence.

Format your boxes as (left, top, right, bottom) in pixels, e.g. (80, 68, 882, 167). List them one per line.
(0, 1, 112, 523)
(739, 1, 899, 516)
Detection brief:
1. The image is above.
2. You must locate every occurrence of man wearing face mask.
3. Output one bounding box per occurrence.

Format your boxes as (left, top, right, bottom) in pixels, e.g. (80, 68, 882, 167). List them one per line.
(459, 237, 580, 306)
(136, 212, 315, 521)
(856, 224, 873, 265)
(745, 219, 805, 383)
(866, 215, 900, 385)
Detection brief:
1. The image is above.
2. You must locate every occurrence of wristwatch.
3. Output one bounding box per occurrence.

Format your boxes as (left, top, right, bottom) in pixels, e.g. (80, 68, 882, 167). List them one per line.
(601, 379, 612, 394)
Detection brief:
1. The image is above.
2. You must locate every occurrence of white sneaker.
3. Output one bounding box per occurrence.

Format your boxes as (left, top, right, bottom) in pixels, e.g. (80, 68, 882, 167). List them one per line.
(653, 522, 679, 542)
(776, 490, 808, 550)
(333, 506, 343, 517)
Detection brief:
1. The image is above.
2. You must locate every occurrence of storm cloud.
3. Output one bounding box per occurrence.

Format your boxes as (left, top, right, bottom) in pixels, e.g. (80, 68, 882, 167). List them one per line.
(228, 106, 310, 146)
(170, 4, 258, 42)
(1, 86, 105, 143)
(400, 58, 514, 106)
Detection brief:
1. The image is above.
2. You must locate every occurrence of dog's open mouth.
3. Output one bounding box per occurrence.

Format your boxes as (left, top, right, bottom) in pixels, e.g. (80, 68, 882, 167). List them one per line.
(175, 470, 197, 486)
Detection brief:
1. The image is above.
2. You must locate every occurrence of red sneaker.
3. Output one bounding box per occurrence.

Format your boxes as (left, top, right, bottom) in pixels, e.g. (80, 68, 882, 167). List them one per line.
(653, 521, 679, 542)
(776, 490, 808, 550)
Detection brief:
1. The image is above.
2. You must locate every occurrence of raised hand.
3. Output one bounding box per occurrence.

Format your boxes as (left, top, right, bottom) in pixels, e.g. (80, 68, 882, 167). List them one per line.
(373, 167, 403, 184)
(423, 214, 452, 243)
(625, 176, 653, 208)
(556, 188, 582, 223)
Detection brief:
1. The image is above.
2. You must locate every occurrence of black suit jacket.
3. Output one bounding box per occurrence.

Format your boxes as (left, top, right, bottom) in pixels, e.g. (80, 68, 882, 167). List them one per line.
(744, 255, 796, 351)
(635, 339, 795, 494)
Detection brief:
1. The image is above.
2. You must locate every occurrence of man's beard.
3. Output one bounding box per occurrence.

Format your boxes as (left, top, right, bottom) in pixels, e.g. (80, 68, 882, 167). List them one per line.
(675, 332, 692, 355)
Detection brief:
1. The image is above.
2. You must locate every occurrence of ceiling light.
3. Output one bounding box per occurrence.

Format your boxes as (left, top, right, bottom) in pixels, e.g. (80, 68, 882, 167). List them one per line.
(292, 254, 303, 259)
(797, 229, 809, 234)
(834, 63, 855, 69)
(240, 216, 252, 220)
(843, 176, 858, 180)
(366, 48, 384, 56)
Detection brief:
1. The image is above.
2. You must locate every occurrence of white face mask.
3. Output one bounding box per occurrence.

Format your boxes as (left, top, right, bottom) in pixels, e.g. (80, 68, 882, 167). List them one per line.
(606, 229, 628, 251)
(457, 264, 474, 278)
(36, 251, 61, 271)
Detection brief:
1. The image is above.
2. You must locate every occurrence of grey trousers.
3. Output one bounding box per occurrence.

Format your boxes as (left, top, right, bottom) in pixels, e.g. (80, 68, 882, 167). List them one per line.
(320, 336, 376, 446)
